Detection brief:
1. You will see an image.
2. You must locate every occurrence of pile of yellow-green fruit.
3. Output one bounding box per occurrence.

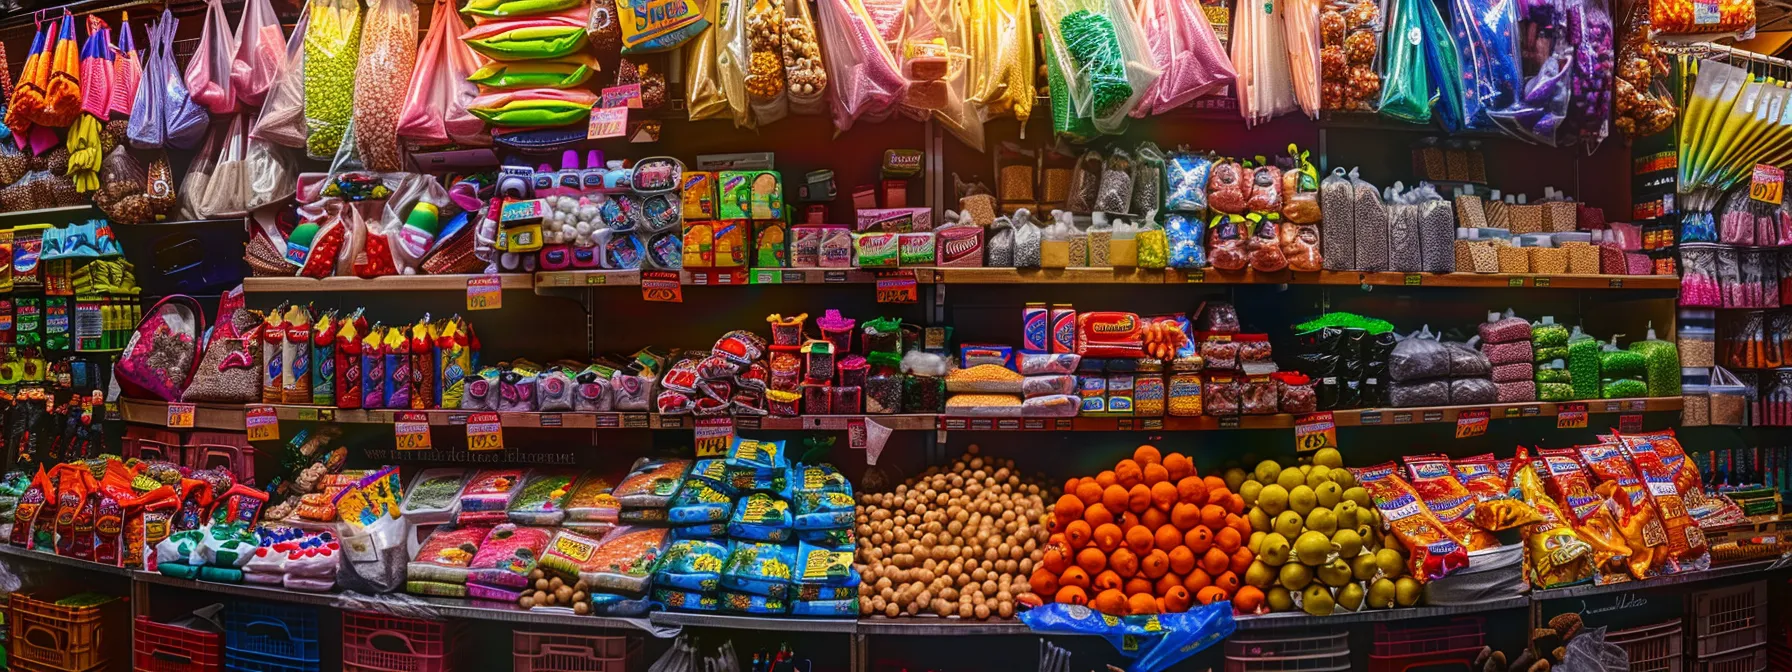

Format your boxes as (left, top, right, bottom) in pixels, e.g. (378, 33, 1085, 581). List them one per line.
(1231, 448, 1424, 615)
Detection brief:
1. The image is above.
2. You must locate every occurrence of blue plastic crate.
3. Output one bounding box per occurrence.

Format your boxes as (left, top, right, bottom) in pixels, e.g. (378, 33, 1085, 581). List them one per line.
(224, 601, 320, 663)
(224, 647, 320, 672)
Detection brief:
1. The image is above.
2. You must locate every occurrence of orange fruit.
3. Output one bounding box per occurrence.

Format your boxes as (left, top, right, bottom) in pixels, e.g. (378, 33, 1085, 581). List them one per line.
(1177, 477, 1209, 505)
(1125, 578, 1155, 596)
(1076, 547, 1108, 575)
(1064, 478, 1081, 496)
(1092, 523, 1124, 553)
(1154, 572, 1183, 597)
(1084, 503, 1115, 528)
(1196, 585, 1228, 605)
(1150, 481, 1179, 511)
(1127, 484, 1153, 513)
(1214, 571, 1241, 596)
(1226, 493, 1246, 516)
(1059, 566, 1091, 590)
(1214, 526, 1242, 554)
(1075, 481, 1104, 506)
(1202, 476, 1228, 495)
(1054, 495, 1085, 526)
(1201, 547, 1230, 575)
(1109, 548, 1139, 577)
(1170, 503, 1202, 530)
(1116, 511, 1139, 531)
(1185, 526, 1214, 554)
(1128, 592, 1161, 615)
(1229, 547, 1254, 575)
(1200, 504, 1228, 530)
(1162, 585, 1192, 613)
(1141, 550, 1171, 579)
(1064, 520, 1092, 549)
(1055, 586, 1088, 606)
(1092, 589, 1128, 615)
(1030, 569, 1059, 598)
(1167, 546, 1196, 575)
(1124, 524, 1155, 555)
(1228, 513, 1251, 540)
(1163, 453, 1195, 481)
(1154, 525, 1183, 552)
(1140, 507, 1169, 531)
(1115, 460, 1144, 488)
(1042, 546, 1070, 574)
(1095, 470, 1118, 488)
(1183, 570, 1212, 593)
(1133, 445, 1162, 466)
(1093, 569, 1123, 592)
(1143, 463, 1171, 486)
(1232, 586, 1265, 613)
(1101, 485, 1130, 513)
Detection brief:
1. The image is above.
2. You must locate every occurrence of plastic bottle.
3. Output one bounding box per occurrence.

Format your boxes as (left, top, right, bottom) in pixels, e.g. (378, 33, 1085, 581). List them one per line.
(555, 151, 582, 197)
(581, 150, 605, 193)
(532, 164, 555, 198)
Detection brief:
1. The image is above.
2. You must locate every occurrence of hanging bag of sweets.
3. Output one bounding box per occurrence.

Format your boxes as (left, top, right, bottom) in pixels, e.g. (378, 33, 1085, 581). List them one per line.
(1612, 7, 1675, 138)
(1039, 0, 1159, 134)
(1320, 0, 1381, 111)
(904, 0, 985, 148)
(1447, 0, 1521, 131)
(1229, 0, 1296, 125)
(1559, 0, 1613, 149)
(745, 0, 791, 125)
(303, 0, 363, 160)
(352, 0, 417, 171)
(232, 0, 285, 107)
(1132, 0, 1234, 116)
(781, 0, 827, 115)
(814, 0, 907, 133)
(398, 0, 488, 147)
(963, 0, 1032, 126)
(251, 2, 310, 148)
(719, 0, 759, 129)
(185, 0, 238, 115)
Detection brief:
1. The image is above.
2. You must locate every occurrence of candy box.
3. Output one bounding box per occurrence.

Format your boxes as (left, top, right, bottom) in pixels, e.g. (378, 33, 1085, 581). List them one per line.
(713, 220, 748, 267)
(719, 171, 783, 220)
(818, 227, 853, 267)
(755, 221, 788, 267)
(682, 172, 716, 220)
(899, 232, 936, 265)
(935, 226, 984, 267)
(854, 233, 900, 268)
(856, 207, 933, 232)
(682, 222, 714, 267)
(1076, 312, 1145, 358)
(791, 226, 823, 267)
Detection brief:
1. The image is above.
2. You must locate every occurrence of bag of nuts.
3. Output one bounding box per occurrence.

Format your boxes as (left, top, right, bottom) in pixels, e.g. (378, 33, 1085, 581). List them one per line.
(744, 0, 790, 124)
(781, 0, 828, 115)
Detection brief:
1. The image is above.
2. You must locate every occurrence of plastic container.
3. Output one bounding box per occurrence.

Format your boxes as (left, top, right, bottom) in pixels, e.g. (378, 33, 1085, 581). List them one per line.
(186, 431, 257, 484)
(135, 616, 225, 672)
(9, 592, 126, 671)
(123, 425, 188, 466)
(1223, 630, 1348, 672)
(513, 630, 641, 672)
(1681, 327, 1717, 368)
(1692, 582, 1768, 658)
(342, 611, 453, 672)
(1693, 646, 1768, 672)
(1606, 619, 1684, 672)
(1682, 383, 1712, 426)
(1367, 618, 1484, 672)
(225, 600, 321, 663)
(224, 648, 320, 672)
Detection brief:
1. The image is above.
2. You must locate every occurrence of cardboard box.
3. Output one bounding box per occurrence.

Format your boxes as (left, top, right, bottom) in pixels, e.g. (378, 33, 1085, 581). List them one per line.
(681, 172, 716, 221)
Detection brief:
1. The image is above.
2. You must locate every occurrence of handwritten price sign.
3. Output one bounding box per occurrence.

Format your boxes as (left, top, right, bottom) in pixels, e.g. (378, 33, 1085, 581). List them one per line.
(395, 412, 433, 451)
(1293, 412, 1337, 453)
(245, 405, 280, 442)
(166, 403, 195, 428)
(467, 412, 504, 451)
(1556, 403, 1588, 429)
(467, 275, 502, 311)
(1455, 409, 1489, 439)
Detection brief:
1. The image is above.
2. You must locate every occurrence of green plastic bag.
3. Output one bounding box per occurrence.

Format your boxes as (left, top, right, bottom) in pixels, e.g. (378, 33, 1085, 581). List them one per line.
(1377, 0, 1430, 123)
(467, 57, 598, 89)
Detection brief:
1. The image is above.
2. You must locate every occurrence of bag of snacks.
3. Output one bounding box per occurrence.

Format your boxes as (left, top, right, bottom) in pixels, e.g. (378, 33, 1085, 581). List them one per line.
(456, 469, 524, 524)
(400, 468, 468, 525)
(728, 492, 794, 542)
(1037, 0, 1157, 133)
(184, 0, 238, 115)
(614, 458, 692, 509)
(1131, 0, 1234, 116)
(1452, 456, 1541, 531)
(1401, 454, 1499, 550)
(655, 539, 729, 591)
(1511, 461, 1595, 588)
(249, 2, 310, 148)
(302, 0, 364, 160)
(723, 540, 793, 598)
(1353, 462, 1469, 581)
(350, 0, 417, 171)
(507, 470, 578, 526)
(563, 474, 620, 525)
(467, 524, 553, 589)
(1576, 442, 1667, 579)
(1165, 150, 1211, 212)
(814, 0, 906, 133)
(582, 526, 670, 592)
(1617, 437, 1709, 571)
(1534, 452, 1633, 582)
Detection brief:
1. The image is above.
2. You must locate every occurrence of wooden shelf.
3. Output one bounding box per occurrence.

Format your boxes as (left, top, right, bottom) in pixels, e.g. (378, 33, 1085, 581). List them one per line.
(0, 204, 98, 221)
(928, 267, 1168, 284)
(242, 274, 535, 292)
(535, 268, 934, 288)
(937, 397, 1681, 432)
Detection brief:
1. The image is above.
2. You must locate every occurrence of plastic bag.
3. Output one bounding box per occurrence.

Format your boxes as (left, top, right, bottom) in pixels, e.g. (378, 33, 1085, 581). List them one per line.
(1390, 328, 1450, 382)
(1349, 168, 1387, 271)
(94, 147, 154, 223)
(125, 18, 163, 148)
(1448, 0, 1522, 130)
(231, 0, 284, 107)
(815, 0, 907, 133)
(718, 0, 757, 128)
(382, 174, 452, 270)
(1490, 0, 1572, 145)
(303, 0, 364, 160)
(352, 0, 418, 171)
(683, 20, 730, 121)
(1377, 0, 1430, 123)
(250, 2, 310, 148)
(1039, 0, 1159, 134)
(182, 114, 249, 218)
(1285, 0, 1321, 117)
(903, 0, 985, 148)
(1650, 0, 1752, 36)
(1041, 18, 1096, 140)
(1560, 0, 1613, 149)
(185, 0, 238, 115)
(744, 0, 790, 125)
(398, 0, 487, 147)
(1132, 0, 1234, 116)
(963, 0, 1032, 125)
(1229, 0, 1296, 125)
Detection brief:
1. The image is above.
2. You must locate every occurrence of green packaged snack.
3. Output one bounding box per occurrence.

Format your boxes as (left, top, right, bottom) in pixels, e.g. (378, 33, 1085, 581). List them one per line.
(1567, 335, 1601, 400)
(466, 57, 597, 89)
(653, 588, 720, 612)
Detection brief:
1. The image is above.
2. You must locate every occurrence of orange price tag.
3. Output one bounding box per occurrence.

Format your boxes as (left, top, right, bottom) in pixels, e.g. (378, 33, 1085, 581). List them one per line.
(694, 417, 734, 458)
(875, 270, 918, 304)
(166, 402, 195, 428)
(1556, 403, 1588, 429)
(467, 275, 503, 311)
(395, 412, 433, 451)
(245, 405, 280, 442)
(641, 269, 683, 302)
(1293, 411, 1337, 453)
(1455, 409, 1489, 439)
(467, 412, 504, 451)
(1751, 164, 1784, 205)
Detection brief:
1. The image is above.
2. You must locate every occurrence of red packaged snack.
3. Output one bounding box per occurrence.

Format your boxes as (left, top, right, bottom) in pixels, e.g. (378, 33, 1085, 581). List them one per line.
(11, 465, 51, 548)
(1280, 223, 1323, 271)
(1576, 442, 1668, 579)
(1613, 430, 1706, 510)
(1533, 453, 1633, 583)
(1618, 438, 1709, 570)
(1208, 216, 1249, 271)
(1206, 160, 1248, 214)
(1401, 454, 1499, 550)
(1352, 462, 1469, 581)
(1246, 217, 1289, 272)
(1075, 312, 1145, 358)
(1451, 456, 1541, 532)
(1246, 165, 1283, 213)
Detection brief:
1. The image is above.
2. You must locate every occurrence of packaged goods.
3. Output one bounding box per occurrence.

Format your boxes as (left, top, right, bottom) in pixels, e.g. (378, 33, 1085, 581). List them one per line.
(1352, 462, 1469, 581)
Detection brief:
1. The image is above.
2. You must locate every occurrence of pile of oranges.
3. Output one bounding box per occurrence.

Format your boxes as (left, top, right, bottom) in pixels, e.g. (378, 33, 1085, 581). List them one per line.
(1031, 445, 1260, 615)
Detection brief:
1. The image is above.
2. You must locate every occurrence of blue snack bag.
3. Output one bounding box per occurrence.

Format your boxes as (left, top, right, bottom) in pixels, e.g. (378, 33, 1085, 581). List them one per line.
(721, 541, 793, 598)
(727, 492, 793, 542)
(654, 539, 728, 592)
(668, 477, 735, 524)
(1019, 603, 1236, 672)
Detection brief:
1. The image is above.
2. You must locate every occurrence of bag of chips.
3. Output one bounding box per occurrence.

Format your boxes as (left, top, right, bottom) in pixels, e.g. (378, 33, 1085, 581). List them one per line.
(1400, 454, 1499, 550)
(1617, 437, 1710, 572)
(1533, 452, 1633, 583)
(1576, 442, 1667, 580)
(1450, 456, 1540, 531)
(582, 526, 670, 593)
(1511, 462, 1594, 589)
(1351, 462, 1468, 581)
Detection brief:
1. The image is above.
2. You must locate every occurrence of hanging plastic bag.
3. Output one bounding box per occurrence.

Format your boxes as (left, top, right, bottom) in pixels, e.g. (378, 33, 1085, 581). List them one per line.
(1612, 8, 1675, 139)
(36, 13, 82, 128)
(1039, 0, 1158, 134)
(381, 174, 453, 271)
(1650, 0, 1752, 37)
(911, 0, 985, 147)
(1490, 0, 1572, 145)
(6, 24, 47, 142)
(684, 19, 730, 121)
(782, 0, 828, 115)
(1133, 0, 1233, 116)
(145, 11, 210, 149)
(304, 0, 364, 160)
(352, 0, 418, 171)
(185, 0, 238, 114)
(185, 114, 249, 218)
(1284, 0, 1321, 117)
(126, 17, 165, 148)
(815, 0, 908, 133)
(232, 0, 286, 107)
(1229, 0, 1296, 125)
(1560, 0, 1613, 149)
(252, 1, 312, 148)
(1041, 17, 1095, 141)
(1377, 0, 1430, 123)
(110, 16, 142, 119)
(717, 0, 757, 128)
(1320, 0, 1380, 112)
(1419, 0, 1465, 130)
(744, 0, 790, 125)
(1448, 0, 1521, 130)
(78, 16, 113, 120)
(963, 0, 1031, 125)
(245, 138, 298, 210)
(399, 0, 489, 147)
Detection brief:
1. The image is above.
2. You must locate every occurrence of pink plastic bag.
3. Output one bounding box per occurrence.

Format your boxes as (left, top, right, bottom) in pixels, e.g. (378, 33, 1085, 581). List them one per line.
(1132, 0, 1235, 116)
(815, 0, 907, 133)
(78, 16, 113, 119)
(397, 0, 489, 147)
(231, 0, 285, 107)
(249, 4, 310, 148)
(184, 0, 237, 114)
(109, 16, 141, 119)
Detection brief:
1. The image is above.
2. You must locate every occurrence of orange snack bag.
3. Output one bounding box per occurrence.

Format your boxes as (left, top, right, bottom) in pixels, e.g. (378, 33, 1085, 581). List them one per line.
(1511, 463, 1594, 588)
(1401, 454, 1500, 549)
(1533, 453, 1632, 583)
(1575, 442, 1668, 580)
(1452, 456, 1542, 532)
(1614, 430, 1708, 511)
(1617, 437, 1710, 572)
(1351, 462, 1469, 581)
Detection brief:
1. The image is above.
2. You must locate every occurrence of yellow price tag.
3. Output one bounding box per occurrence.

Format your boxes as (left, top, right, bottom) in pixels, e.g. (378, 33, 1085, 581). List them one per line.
(694, 418, 734, 458)
(395, 415, 433, 451)
(1751, 164, 1784, 205)
(1293, 412, 1337, 453)
(467, 412, 505, 451)
(166, 402, 195, 428)
(1455, 409, 1489, 439)
(467, 275, 503, 311)
(245, 405, 280, 442)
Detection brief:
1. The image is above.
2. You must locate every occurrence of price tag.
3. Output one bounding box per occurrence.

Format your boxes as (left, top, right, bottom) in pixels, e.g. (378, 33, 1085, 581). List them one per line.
(1618, 413, 1644, 433)
(1535, 277, 1551, 288)
(1507, 277, 1525, 287)
(467, 275, 503, 311)
(1751, 164, 1784, 205)
(600, 83, 643, 109)
(1404, 274, 1422, 286)
(1293, 412, 1337, 453)
(1184, 269, 1205, 283)
(1455, 408, 1489, 439)
(467, 412, 504, 451)
(640, 269, 683, 302)
(1556, 402, 1588, 429)
(875, 270, 918, 304)
(694, 418, 734, 458)
(587, 106, 628, 139)
(245, 405, 280, 442)
(166, 402, 195, 428)
(395, 413, 433, 451)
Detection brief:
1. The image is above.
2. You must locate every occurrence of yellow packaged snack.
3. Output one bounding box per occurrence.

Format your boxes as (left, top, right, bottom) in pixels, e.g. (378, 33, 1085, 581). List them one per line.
(1535, 452, 1632, 583)
(1512, 462, 1594, 589)
(1451, 455, 1542, 532)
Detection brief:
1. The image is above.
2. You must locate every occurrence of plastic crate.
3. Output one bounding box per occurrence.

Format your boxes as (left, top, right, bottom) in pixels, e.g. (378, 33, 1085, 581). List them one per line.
(1692, 582, 1768, 657)
(134, 616, 224, 672)
(224, 601, 319, 663)
(224, 647, 320, 672)
(9, 657, 104, 672)
(341, 611, 451, 672)
(185, 431, 257, 485)
(122, 425, 187, 466)
(1693, 645, 1767, 672)
(1224, 629, 1348, 672)
(513, 630, 640, 672)
(1368, 617, 1485, 672)
(1606, 619, 1684, 672)
(9, 592, 125, 672)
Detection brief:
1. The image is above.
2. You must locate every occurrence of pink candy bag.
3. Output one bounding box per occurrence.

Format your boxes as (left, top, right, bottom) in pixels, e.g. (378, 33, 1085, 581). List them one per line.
(1131, 0, 1235, 116)
(183, 0, 237, 114)
(231, 0, 285, 106)
(398, 0, 491, 147)
(109, 17, 141, 119)
(815, 0, 908, 133)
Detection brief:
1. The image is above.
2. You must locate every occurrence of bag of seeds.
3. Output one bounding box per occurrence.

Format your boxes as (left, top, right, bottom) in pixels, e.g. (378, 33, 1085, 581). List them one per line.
(1319, 167, 1355, 270)
(1094, 148, 1134, 214)
(1389, 327, 1450, 382)
(1065, 148, 1103, 213)
(1349, 168, 1388, 271)
(1013, 210, 1043, 267)
(302, 0, 364, 160)
(1165, 149, 1211, 212)
(1131, 143, 1165, 216)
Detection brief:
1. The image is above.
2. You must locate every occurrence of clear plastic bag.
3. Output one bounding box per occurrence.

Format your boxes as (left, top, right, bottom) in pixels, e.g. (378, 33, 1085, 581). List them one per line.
(1491, 0, 1572, 145)
(1560, 0, 1613, 149)
(184, 0, 238, 115)
(1038, 0, 1159, 134)
(398, 0, 487, 147)
(245, 138, 297, 210)
(815, 0, 907, 133)
(232, 0, 285, 107)
(126, 17, 165, 148)
(963, 0, 1032, 125)
(718, 0, 757, 129)
(902, 0, 984, 148)
(182, 114, 249, 218)
(304, 0, 364, 160)
(1650, 0, 1753, 36)
(352, 0, 417, 171)
(1133, 0, 1233, 116)
(251, 1, 310, 148)
(745, 0, 790, 124)
(1377, 0, 1430, 123)
(382, 174, 452, 271)
(1390, 329, 1450, 382)
(1284, 0, 1321, 117)
(1229, 0, 1296, 125)
(1448, 0, 1522, 130)
(782, 0, 828, 115)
